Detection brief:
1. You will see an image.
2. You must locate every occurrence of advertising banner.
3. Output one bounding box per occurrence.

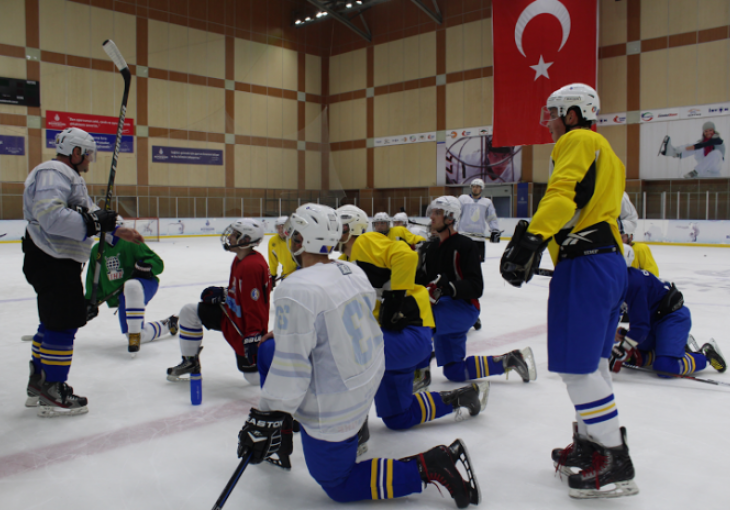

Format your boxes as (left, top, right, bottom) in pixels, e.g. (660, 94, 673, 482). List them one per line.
(46, 129, 134, 153)
(0, 135, 25, 155)
(46, 110, 135, 136)
(437, 126, 522, 184)
(597, 113, 627, 126)
(373, 131, 437, 147)
(152, 146, 223, 165)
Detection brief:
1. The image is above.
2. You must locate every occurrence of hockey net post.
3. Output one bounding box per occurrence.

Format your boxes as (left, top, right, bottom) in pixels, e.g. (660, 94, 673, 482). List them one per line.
(123, 217, 160, 242)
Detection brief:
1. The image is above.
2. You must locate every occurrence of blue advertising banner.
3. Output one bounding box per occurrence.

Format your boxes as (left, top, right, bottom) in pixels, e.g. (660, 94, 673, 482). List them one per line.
(0, 135, 25, 155)
(46, 130, 134, 153)
(516, 182, 529, 218)
(152, 146, 223, 165)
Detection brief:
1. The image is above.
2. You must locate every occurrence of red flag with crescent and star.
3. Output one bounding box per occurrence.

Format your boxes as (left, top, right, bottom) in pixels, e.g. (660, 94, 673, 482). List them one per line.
(492, 0, 598, 147)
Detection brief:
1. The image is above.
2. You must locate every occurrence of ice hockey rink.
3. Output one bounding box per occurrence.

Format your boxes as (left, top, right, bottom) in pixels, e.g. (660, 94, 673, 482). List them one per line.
(1, 236, 728, 510)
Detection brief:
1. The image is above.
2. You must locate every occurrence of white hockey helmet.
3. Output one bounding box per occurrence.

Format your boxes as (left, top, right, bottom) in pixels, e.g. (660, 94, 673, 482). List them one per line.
(274, 216, 288, 227)
(471, 178, 485, 189)
(221, 218, 264, 251)
(286, 203, 342, 257)
(540, 83, 600, 126)
(372, 212, 391, 225)
(337, 205, 369, 242)
(623, 244, 635, 267)
(427, 196, 461, 227)
(54, 127, 97, 162)
(392, 212, 408, 226)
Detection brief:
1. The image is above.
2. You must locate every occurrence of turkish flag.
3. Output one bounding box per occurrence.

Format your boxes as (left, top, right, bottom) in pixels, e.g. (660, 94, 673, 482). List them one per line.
(492, 0, 597, 147)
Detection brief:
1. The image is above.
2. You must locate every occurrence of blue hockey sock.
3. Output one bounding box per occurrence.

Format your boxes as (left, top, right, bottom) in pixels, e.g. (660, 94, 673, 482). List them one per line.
(465, 355, 505, 379)
(31, 323, 46, 372)
(654, 353, 707, 376)
(40, 328, 77, 383)
(381, 392, 453, 430)
(322, 458, 423, 502)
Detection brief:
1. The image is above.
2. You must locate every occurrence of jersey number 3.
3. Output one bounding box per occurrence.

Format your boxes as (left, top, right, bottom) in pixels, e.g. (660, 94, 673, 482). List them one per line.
(343, 298, 379, 366)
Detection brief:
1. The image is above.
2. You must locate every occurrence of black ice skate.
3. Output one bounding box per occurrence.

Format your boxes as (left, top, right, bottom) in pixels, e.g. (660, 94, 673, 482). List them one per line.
(552, 422, 597, 477)
(439, 382, 489, 421)
(701, 339, 727, 372)
(567, 428, 639, 499)
(402, 439, 481, 508)
(26, 361, 42, 408)
(494, 347, 537, 382)
(37, 373, 89, 417)
(658, 135, 681, 158)
(357, 415, 370, 456)
(413, 367, 431, 394)
(163, 315, 179, 336)
(166, 347, 202, 382)
(473, 318, 482, 330)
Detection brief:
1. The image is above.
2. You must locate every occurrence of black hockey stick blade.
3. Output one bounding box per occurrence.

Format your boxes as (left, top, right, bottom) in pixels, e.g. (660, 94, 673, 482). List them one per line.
(211, 453, 252, 510)
(624, 363, 730, 387)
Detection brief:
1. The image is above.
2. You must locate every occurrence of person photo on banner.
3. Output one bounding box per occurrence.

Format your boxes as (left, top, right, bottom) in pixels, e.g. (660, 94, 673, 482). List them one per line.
(658, 121, 725, 178)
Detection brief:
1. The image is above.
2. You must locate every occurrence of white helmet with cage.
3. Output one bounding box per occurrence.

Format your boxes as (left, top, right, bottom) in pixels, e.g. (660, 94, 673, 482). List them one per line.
(336, 205, 369, 243)
(372, 212, 391, 225)
(392, 212, 408, 226)
(54, 127, 97, 162)
(286, 203, 341, 257)
(221, 218, 264, 251)
(471, 178, 485, 189)
(427, 196, 461, 228)
(274, 216, 288, 227)
(540, 83, 600, 126)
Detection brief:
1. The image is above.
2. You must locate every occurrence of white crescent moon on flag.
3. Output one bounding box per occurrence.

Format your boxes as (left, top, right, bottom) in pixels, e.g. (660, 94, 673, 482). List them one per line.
(514, 0, 571, 58)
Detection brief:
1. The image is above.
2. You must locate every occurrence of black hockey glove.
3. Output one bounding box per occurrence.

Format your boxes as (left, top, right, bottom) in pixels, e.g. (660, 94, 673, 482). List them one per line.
(500, 220, 548, 288)
(243, 334, 262, 365)
(490, 230, 503, 243)
(426, 275, 455, 304)
(380, 290, 407, 331)
(237, 408, 287, 463)
(131, 260, 154, 279)
(85, 299, 99, 322)
(80, 208, 118, 237)
(201, 286, 226, 305)
(271, 274, 278, 289)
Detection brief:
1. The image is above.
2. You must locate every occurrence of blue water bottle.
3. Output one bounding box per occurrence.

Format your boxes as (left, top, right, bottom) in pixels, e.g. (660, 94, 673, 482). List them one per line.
(190, 372, 202, 405)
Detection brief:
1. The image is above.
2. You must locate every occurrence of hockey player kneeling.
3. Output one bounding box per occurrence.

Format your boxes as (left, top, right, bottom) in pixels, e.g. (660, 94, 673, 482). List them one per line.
(84, 228, 178, 356)
(239, 204, 480, 508)
(166, 219, 270, 387)
(610, 245, 726, 377)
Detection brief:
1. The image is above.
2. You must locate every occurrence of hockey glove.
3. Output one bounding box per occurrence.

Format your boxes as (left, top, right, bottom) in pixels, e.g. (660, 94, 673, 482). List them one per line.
(500, 220, 547, 288)
(131, 260, 154, 279)
(426, 275, 455, 305)
(237, 408, 287, 463)
(271, 274, 278, 289)
(85, 299, 99, 322)
(380, 290, 407, 331)
(490, 230, 503, 244)
(201, 286, 226, 305)
(609, 331, 639, 373)
(243, 334, 262, 365)
(80, 208, 118, 237)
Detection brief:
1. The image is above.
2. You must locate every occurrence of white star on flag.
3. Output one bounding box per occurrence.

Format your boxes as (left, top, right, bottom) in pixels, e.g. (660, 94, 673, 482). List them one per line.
(529, 55, 553, 81)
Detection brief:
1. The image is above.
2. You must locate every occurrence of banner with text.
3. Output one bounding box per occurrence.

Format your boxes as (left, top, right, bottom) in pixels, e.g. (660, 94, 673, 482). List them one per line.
(152, 146, 223, 165)
(0, 135, 25, 155)
(373, 131, 437, 147)
(46, 129, 134, 153)
(46, 110, 135, 136)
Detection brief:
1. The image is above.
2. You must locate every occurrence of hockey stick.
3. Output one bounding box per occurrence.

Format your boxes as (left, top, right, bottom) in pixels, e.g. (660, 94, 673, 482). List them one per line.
(624, 363, 730, 388)
(211, 453, 252, 510)
(220, 303, 243, 337)
(89, 40, 131, 306)
(536, 268, 554, 277)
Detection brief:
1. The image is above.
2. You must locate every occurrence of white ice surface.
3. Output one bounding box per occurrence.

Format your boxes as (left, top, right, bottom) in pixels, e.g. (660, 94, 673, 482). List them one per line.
(1, 236, 729, 510)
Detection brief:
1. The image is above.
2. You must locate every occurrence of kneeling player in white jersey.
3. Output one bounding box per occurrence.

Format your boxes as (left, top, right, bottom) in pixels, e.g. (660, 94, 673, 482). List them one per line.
(238, 204, 481, 508)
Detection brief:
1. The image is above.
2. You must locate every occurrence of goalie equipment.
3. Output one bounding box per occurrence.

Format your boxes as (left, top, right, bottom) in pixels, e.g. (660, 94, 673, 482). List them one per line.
(494, 347, 537, 382)
(401, 439, 481, 509)
(37, 372, 89, 417)
(221, 218, 264, 251)
(701, 339, 727, 373)
(500, 220, 547, 288)
(439, 382, 490, 421)
(552, 422, 597, 477)
(285, 203, 342, 256)
(237, 408, 286, 464)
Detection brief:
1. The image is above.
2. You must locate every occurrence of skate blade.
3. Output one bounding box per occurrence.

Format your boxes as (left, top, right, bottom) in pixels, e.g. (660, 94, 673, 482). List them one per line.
(357, 442, 369, 457)
(166, 374, 191, 382)
(25, 396, 39, 407)
(569, 480, 639, 499)
(21, 335, 34, 342)
(130, 352, 138, 359)
(521, 346, 538, 382)
(37, 405, 89, 418)
(477, 381, 490, 412)
(552, 462, 580, 479)
(451, 439, 481, 506)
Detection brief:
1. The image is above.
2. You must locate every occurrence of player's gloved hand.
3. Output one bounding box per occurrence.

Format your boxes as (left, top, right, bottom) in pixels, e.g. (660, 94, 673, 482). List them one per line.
(237, 408, 287, 462)
(85, 299, 99, 322)
(243, 334, 262, 365)
(271, 275, 278, 289)
(201, 286, 226, 305)
(380, 290, 407, 331)
(500, 220, 547, 288)
(490, 230, 503, 243)
(610, 331, 639, 373)
(131, 260, 154, 279)
(80, 208, 118, 237)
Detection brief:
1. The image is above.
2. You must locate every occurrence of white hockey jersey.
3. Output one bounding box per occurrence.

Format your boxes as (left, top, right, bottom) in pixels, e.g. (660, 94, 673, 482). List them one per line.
(619, 192, 638, 235)
(458, 194, 498, 235)
(23, 160, 97, 263)
(259, 260, 385, 442)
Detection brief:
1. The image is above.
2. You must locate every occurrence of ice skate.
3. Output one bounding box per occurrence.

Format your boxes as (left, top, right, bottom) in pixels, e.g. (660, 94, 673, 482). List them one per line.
(166, 347, 202, 382)
(552, 422, 597, 477)
(701, 339, 726, 372)
(402, 439, 481, 508)
(568, 428, 639, 499)
(413, 367, 431, 394)
(658, 135, 681, 157)
(128, 332, 141, 355)
(357, 415, 370, 456)
(37, 374, 89, 417)
(683, 169, 699, 179)
(685, 334, 700, 353)
(473, 318, 482, 330)
(495, 347, 537, 382)
(439, 382, 489, 421)
(162, 314, 179, 336)
(25, 361, 42, 408)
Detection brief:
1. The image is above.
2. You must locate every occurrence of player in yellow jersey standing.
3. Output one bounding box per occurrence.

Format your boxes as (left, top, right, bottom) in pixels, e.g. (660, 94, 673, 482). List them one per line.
(500, 84, 638, 499)
(268, 216, 297, 288)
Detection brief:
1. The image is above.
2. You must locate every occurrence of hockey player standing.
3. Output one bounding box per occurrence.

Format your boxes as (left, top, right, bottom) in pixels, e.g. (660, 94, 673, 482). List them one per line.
(23, 127, 143, 416)
(268, 215, 296, 288)
(458, 178, 501, 263)
(239, 204, 481, 508)
(84, 233, 178, 354)
(500, 83, 638, 498)
(166, 219, 270, 385)
(418, 196, 536, 384)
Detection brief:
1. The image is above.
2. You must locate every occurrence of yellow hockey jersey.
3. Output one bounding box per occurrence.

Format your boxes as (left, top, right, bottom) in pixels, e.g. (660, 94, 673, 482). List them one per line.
(631, 242, 659, 276)
(529, 129, 625, 265)
(349, 232, 435, 328)
(268, 234, 297, 279)
(386, 226, 426, 247)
